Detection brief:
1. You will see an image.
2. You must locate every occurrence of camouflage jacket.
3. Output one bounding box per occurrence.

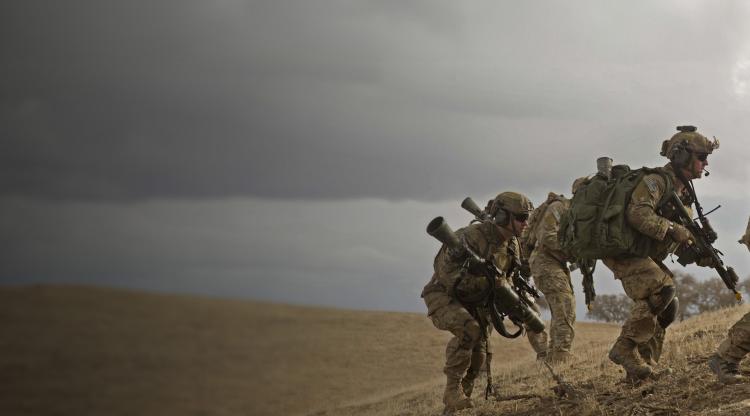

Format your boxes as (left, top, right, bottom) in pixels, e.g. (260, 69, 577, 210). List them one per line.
(422, 221, 518, 315)
(627, 163, 692, 260)
(526, 194, 569, 263)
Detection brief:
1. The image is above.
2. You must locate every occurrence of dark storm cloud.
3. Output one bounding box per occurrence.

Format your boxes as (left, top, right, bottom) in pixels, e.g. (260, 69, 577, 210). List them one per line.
(3, 1, 750, 201)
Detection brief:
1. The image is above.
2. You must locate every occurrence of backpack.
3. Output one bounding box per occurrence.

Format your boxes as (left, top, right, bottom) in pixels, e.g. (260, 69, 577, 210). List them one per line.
(558, 165, 673, 260)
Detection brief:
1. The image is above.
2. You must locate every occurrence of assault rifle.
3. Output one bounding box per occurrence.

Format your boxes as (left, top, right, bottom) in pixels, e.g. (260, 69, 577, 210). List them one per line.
(570, 259, 597, 311)
(426, 216, 546, 339)
(670, 191, 741, 301)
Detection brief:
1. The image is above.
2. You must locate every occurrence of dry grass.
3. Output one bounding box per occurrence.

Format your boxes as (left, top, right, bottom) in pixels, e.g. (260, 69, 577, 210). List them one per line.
(322, 303, 750, 416)
(3, 284, 746, 416)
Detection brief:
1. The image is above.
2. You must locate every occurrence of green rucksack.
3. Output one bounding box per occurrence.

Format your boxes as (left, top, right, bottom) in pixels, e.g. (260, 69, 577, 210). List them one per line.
(558, 165, 673, 260)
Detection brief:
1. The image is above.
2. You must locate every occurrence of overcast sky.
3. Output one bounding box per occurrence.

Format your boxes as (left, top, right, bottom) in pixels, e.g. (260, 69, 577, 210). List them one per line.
(2, 1, 750, 316)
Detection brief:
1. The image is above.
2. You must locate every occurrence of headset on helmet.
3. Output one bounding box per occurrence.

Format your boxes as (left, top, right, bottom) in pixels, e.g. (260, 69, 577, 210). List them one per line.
(489, 192, 533, 226)
(660, 125, 719, 168)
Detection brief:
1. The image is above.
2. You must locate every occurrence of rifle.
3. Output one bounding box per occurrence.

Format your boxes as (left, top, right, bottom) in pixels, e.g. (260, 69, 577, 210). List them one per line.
(579, 259, 597, 311)
(670, 191, 741, 301)
(426, 216, 546, 338)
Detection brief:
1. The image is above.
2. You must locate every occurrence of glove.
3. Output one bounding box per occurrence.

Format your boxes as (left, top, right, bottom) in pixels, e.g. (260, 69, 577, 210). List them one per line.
(668, 222, 691, 244)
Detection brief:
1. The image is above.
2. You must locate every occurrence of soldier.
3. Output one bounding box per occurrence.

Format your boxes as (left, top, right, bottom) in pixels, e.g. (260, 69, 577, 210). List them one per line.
(708, 216, 750, 383)
(603, 125, 719, 382)
(523, 190, 575, 363)
(421, 192, 534, 414)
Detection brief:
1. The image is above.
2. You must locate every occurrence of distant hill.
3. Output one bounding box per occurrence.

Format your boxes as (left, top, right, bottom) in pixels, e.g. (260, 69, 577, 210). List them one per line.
(0, 284, 621, 415)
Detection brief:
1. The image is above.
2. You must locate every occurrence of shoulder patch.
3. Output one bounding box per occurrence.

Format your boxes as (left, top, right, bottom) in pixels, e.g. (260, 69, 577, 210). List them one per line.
(644, 176, 660, 194)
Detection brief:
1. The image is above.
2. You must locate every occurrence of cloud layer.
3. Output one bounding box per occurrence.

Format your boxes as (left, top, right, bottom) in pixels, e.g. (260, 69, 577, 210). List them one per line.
(2, 1, 750, 314)
(3, 1, 750, 202)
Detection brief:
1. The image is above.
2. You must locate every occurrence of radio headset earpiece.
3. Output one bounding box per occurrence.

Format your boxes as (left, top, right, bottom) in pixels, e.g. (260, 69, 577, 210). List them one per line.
(494, 207, 510, 226)
(669, 139, 692, 168)
(664, 125, 698, 168)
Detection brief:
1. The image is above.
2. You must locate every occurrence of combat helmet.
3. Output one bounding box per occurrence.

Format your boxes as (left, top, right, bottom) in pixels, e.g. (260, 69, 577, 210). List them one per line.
(488, 191, 533, 226)
(660, 125, 720, 165)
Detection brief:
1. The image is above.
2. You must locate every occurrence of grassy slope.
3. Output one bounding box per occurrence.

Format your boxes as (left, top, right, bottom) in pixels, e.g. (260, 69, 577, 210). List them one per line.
(0, 284, 618, 416)
(321, 304, 750, 416)
(37, 284, 750, 416)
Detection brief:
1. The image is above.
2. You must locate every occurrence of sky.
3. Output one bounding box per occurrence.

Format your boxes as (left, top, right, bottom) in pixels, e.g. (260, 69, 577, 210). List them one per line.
(2, 1, 750, 317)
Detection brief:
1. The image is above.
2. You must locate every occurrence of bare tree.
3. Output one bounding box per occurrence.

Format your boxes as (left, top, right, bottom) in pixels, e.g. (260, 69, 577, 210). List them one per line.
(586, 294, 631, 323)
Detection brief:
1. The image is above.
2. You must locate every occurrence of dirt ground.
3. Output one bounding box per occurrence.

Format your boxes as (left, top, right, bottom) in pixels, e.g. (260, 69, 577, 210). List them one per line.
(8, 285, 745, 415)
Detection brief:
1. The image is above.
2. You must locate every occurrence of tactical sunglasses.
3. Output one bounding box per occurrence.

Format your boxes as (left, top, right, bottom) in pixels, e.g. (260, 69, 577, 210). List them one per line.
(695, 153, 708, 162)
(513, 213, 530, 222)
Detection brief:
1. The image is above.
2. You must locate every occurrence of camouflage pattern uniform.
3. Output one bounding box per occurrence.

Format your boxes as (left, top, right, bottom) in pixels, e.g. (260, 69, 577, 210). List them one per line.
(525, 301, 549, 359)
(527, 193, 575, 361)
(709, 217, 750, 383)
(602, 163, 686, 375)
(422, 192, 537, 413)
(605, 126, 718, 381)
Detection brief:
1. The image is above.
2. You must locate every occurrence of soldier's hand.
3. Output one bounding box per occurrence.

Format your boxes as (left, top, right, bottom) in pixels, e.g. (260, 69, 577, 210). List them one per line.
(668, 223, 691, 244)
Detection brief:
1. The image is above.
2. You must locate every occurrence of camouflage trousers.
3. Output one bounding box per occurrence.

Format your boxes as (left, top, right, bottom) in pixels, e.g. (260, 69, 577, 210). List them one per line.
(526, 301, 549, 358)
(718, 311, 750, 363)
(603, 256, 674, 362)
(530, 250, 575, 353)
(427, 294, 490, 378)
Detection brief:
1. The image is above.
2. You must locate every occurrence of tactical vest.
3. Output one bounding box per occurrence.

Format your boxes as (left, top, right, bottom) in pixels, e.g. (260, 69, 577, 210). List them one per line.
(558, 166, 674, 260)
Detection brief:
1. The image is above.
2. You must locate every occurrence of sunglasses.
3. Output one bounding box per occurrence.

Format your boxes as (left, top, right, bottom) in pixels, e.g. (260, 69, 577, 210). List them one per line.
(695, 153, 708, 162)
(513, 213, 530, 222)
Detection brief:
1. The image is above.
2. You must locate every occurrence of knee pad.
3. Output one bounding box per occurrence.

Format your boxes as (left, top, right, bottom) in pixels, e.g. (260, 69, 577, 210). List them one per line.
(458, 320, 482, 350)
(647, 285, 676, 315)
(657, 297, 679, 329)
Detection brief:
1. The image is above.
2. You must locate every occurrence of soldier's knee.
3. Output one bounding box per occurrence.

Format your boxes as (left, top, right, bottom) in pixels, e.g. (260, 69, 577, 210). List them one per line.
(647, 285, 676, 315)
(657, 297, 679, 329)
(459, 320, 482, 349)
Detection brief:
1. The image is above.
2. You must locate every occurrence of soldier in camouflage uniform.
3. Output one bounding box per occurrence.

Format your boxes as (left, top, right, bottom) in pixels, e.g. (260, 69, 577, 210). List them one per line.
(422, 192, 534, 414)
(603, 126, 719, 382)
(523, 191, 575, 363)
(708, 217, 750, 384)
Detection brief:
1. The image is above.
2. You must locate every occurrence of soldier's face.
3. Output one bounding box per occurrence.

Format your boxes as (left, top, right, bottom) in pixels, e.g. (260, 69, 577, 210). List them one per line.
(510, 213, 529, 236)
(686, 152, 709, 179)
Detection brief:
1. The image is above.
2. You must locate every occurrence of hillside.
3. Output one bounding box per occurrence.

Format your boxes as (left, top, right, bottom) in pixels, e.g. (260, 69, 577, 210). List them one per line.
(318, 304, 750, 416)
(0, 284, 618, 416)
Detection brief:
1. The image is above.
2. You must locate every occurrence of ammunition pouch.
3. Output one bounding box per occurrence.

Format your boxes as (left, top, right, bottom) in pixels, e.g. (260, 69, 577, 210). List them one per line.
(453, 273, 492, 306)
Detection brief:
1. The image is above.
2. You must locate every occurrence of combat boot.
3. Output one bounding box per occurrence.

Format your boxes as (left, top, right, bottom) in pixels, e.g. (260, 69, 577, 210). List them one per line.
(547, 350, 573, 364)
(608, 337, 652, 381)
(443, 375, 473, 415)
(637, 344, 657, 367)
(460, 369, 478, 398)
(708, 354, 747, 384)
